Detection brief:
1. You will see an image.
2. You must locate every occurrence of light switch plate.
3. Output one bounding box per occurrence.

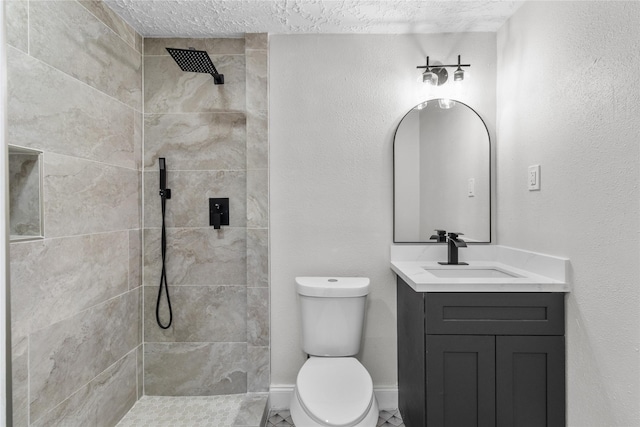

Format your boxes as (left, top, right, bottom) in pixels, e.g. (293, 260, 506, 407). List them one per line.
(468, 178, 475, 197)
(528, 165, 540, 191)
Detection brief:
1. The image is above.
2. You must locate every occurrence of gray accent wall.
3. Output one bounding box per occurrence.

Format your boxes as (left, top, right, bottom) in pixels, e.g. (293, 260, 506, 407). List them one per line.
(6, 1, 143, 426)
(142, 35, 269, 395)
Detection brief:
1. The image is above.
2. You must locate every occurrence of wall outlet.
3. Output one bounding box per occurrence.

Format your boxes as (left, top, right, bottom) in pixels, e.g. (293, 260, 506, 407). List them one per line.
(528, 165, 540, 191)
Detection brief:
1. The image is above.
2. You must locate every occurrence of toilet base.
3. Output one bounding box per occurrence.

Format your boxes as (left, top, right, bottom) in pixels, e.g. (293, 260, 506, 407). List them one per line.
(290, 390, 379, 427)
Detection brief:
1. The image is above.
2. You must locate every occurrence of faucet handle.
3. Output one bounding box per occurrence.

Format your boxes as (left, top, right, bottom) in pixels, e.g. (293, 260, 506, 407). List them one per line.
(448, 232, 464, 240)
(430, 229, 447, 242)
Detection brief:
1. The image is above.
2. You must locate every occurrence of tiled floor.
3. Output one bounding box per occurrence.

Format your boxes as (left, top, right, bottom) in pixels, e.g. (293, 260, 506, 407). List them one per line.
(267, 409, 405, 427)
(116, 395, 403, 427)
(116, 394, 268, 427)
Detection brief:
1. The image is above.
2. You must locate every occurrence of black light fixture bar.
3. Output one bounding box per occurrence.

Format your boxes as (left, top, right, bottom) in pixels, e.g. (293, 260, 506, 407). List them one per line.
(416, 55, 471, 70)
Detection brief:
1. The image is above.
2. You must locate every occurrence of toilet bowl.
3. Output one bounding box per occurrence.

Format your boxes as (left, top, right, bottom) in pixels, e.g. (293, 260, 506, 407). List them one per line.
(291, 357, 379, 427)
(291, 277, 378, 427)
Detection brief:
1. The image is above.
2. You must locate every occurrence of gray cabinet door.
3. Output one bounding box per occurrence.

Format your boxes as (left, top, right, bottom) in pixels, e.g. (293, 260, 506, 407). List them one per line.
(426, 335, 496, 427)
(496, 336, 565, 427)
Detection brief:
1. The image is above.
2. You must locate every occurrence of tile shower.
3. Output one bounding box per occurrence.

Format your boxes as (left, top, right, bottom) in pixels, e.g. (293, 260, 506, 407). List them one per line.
(6, 1, 269, 425)
(142, 35, 269, 396)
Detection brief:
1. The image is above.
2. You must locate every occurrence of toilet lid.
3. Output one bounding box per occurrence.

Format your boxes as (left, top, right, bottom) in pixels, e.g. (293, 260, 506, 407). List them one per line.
(296, 357, 374, 427)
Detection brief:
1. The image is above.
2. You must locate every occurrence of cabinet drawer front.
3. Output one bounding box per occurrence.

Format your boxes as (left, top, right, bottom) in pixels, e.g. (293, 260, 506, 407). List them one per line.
(426, 293, 564, 335)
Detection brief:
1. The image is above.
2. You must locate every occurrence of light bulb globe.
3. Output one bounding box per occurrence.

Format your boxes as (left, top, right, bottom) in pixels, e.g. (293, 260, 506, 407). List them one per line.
(454, 67, 464, 81)
(423, 70, 438, 86)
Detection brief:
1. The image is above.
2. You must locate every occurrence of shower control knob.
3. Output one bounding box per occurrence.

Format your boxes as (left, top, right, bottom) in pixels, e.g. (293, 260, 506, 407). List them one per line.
(209, 198, 229, 229)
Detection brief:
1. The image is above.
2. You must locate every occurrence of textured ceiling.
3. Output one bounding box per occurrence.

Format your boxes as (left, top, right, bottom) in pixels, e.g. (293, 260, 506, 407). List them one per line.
(103, 0, 524, 38)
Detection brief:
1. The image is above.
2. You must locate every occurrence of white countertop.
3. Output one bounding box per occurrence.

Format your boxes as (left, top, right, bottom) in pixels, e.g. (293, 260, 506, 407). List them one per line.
(390, 245, 570, 293)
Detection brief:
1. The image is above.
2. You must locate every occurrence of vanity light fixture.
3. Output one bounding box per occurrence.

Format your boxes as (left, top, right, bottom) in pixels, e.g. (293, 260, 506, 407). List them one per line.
(417, 55, 470, 86)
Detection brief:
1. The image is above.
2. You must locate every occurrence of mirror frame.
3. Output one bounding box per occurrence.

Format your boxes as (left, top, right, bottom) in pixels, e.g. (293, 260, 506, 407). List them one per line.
(393, 99, 492, 244)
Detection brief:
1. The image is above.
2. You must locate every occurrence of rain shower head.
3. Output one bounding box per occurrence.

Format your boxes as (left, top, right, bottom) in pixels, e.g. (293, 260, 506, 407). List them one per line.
(166, 47, 224, 85)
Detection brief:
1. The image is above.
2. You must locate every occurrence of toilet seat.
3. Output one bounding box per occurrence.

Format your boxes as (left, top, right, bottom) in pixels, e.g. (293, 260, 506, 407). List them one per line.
(295, 357, 374, 427)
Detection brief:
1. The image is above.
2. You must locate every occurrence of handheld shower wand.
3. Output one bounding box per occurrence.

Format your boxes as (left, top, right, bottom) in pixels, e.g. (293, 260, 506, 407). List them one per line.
(159, 158, 171, 199)
(157, 158, 172, 329)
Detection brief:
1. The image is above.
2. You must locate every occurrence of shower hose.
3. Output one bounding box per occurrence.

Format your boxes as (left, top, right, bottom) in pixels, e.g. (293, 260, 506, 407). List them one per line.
(156, 192, 172, 329)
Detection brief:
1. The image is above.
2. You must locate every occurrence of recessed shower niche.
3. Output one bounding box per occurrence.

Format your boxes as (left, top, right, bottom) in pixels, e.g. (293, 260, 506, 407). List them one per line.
(8, 145, 44, 241)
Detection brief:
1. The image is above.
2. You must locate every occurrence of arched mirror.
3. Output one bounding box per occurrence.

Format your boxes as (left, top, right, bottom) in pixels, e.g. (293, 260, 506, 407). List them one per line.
(394, 99, 491, 243)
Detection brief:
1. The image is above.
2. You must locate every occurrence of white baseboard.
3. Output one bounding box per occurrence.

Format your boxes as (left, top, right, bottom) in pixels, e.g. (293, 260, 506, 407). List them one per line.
(373, 387, 399, 410)
(269, 385, 398, 411)
(269, 385, 294, 410)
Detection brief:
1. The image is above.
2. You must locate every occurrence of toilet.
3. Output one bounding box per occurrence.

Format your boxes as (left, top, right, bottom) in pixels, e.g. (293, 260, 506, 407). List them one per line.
(291, 277, 379, 427)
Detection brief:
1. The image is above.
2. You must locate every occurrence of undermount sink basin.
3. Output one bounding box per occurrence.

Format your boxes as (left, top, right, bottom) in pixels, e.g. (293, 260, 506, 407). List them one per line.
(423, 267, 520, 279)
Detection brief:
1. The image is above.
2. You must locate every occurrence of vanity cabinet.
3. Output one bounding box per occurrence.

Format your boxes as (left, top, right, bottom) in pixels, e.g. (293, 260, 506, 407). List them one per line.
(397, 277, 566, 427)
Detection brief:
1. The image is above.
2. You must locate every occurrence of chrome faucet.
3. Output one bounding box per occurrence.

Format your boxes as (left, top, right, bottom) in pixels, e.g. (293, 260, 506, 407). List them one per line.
(438, 232, 468, 265)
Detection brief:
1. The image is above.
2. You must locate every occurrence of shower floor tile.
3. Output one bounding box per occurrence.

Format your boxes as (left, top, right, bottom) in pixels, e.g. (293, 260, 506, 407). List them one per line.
(117, 394, 266, 427)
(266, 409, 405, 427)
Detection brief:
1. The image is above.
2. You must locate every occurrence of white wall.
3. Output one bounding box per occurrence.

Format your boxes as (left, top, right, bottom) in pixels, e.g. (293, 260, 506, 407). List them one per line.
(497, 2, 640, 425)
(270, 33, 496, 387)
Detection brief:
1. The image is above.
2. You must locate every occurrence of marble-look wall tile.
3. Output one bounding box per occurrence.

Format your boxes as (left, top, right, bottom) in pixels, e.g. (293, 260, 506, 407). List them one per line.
(137, 345, 143, 398)
(6, 0, 28, 53)
(10, 232, 129, 338)
(134, 111, 143, 170)
(129, 229, 142, 289)
(144, 227, 246, 286)
(247, 169, 269, 228)
(246, 109, 268, 170)
(247, 288, 269, 347)
(141, 35, 267, 397)
(136, 167, 143, 228)
(247, 346, 270, 393)
(32, 351, 137, 427)
(136, 33, 144, 54)
(245, 34, 268, 51)
(29, 290, 139, 421)
(233, 393, 269, 426)
(78, 0, 141, 52)
(144, 112, 246, 171)
(12, 336, 29, 427)
(144, 342, 247, 396)
(145, 285, 246, 343)
(137, 287, 143, 350)
(7, 47, 137, 170)
(29, 0, 142, 109)
(246, 34, 270, 395)
(247, 228, 268, 288)
(144, 55, 246, 114)
(144, 171, 246, 228)
(44, 153, 139, 237)
(145, 38, 245, 56)
(246, 49, 268, 112)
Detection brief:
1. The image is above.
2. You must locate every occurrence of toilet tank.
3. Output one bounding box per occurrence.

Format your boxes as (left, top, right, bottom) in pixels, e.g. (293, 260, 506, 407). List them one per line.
(295, 277, 370, 357)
